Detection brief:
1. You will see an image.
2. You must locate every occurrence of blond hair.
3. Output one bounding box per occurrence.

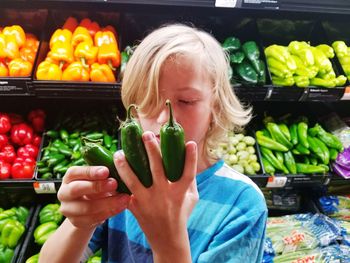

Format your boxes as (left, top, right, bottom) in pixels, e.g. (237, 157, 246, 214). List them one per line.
(121, 24, 251, 162)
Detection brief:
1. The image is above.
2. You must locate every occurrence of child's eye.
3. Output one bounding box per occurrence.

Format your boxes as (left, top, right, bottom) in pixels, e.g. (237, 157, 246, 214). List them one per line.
(178, 100, 196, 105)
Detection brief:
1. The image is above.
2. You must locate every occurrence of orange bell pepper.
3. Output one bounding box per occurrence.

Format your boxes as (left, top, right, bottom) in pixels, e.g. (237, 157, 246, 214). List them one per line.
(2, 25, 26, 48)
(8, 58, 32, 77)
(79, 18, 100, 37)
(102, 25, 118, 39)
(90, 63, 116, 82)
(74, 42, 98, 67)
(72, 26, 93, 48)
(62, 16, 79, 33)
(24, 33, 39, 52)
(0, 34, 20, 62)
(62, 61, 89, 81)
(36, 61, 62, 80)
(0, 62, 8, 77)
(97, 43, 121, 70)
(49, 42, 74, 68)
(49, 29, 72, 49)
(94, 31, 117, 47)
(20, 46, 36, 64)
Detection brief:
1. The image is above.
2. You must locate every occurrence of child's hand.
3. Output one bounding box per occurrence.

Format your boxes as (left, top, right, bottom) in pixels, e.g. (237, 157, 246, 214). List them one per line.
(57, 166, 130, 230)
(114, 131, 198, 260)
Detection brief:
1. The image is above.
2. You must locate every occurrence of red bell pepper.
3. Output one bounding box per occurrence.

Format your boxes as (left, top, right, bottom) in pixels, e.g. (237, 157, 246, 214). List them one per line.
(28, 109, 46, 133)
(32, 135, 41, 147)
(79, 18, 100, 37)
(0, 160, 11, 179)
(17, 144, 38, 159)
(8, 113, 24, 125)
(10, 123, 33, 146)
(0, 145, 16, 164)
(0, 134, 8, 150)
(0, 113, 11, 134)
(11, 157, 35, 179)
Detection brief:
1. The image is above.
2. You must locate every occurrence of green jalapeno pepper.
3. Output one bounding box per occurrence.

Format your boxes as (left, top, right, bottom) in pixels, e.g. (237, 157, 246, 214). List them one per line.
(121, 105, 152, 188)
(160, 100, 186, 182)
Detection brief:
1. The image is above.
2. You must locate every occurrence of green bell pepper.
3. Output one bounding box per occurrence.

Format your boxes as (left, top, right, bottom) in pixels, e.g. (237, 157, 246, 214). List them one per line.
(1, 219, 25, 248)
(39, 204, 63, 225)
(235, 60, 258, 84)
(25, 254, 39, 263)
(34, 221, 58, 246)
(0, 244, 14, 263)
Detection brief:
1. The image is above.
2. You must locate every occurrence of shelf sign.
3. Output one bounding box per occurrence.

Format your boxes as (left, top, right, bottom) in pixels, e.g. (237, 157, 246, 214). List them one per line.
(242, 0, 279, 9)
(341, 86, 350, 100)
(215, 0, 239, 8)
(33, 182, 56, 194)
(266, 176, 287, 188)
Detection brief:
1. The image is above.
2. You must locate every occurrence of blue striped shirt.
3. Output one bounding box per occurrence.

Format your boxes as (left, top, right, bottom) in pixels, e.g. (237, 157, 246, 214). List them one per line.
(86, 160, 267, 263)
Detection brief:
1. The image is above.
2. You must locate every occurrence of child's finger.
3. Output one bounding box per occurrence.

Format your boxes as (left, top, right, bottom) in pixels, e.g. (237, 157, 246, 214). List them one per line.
(179, 141, 198, 187)
(114, 150, 144, 194)
(62, 166, 109, 184)
(142, 131, 167, 185)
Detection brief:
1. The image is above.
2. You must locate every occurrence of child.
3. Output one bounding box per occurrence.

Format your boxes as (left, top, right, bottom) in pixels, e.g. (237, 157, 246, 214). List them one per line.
(39, 24, 267, 263)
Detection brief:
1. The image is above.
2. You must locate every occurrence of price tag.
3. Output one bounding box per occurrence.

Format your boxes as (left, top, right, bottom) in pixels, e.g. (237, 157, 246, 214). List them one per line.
(266, 176, 287, 188)
(215, 0, 239, 8)
(341, 86, 350, 100)
(33, 182, 56, 194)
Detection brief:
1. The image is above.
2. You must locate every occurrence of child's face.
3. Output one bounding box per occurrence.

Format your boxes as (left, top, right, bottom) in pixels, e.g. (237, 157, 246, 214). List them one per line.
(138, 55, 213, 160)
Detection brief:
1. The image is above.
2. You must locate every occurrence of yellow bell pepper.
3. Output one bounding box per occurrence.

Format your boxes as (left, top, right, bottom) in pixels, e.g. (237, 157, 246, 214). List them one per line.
(36, 61, 62, 80)
(74, 42, 98, 67)
(72, 26, 93, 48)
(62, 61, 89, 81)
(20, 46, 36, 64)
(2, 25, 26, 48)
(0, 34, 20, 62)
(94, 31, 117, 47)
(49, 29, 72, 49)
(0, 62, 8, 77)
(8, 58, 32, 77)
(49, 42, 74, 68)
(90, 63, 116, 82)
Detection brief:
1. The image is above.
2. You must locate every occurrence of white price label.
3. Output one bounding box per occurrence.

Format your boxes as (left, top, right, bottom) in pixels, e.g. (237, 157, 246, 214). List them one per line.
(215, 0, 238, 8)
(33, 182, 56, 194)
(341, 86, 350, 100)
(266, 176, 287, 188)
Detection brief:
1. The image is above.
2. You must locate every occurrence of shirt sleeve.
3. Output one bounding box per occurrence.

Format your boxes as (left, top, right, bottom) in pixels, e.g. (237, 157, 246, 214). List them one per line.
(197, 187, 268, 263)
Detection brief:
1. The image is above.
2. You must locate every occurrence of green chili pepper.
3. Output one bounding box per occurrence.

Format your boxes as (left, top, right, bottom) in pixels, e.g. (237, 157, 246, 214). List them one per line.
(310, 124, 344, 152)
(275, 151, 284, 164)
(297, 122, 309, 149)
(313, 137, 330, 165)
(222, 37, 241, 53)
(81, 138, 130, 194)
(262, 157, 275, 175)
(59, 129, 69, 142)
(41, 173, 53, 180)
(283, 151, 297, 174)
(256, 131, 288, 152)
(278, 123, 291, 141)
(289, 124, 298, 146)
(242, 41, 263, 76)
(85, 132, 104, 140)
(235, 60, 258, 84)
(296, 163, 326, 174)
(329, 148, 338, 161)
(260, 147, 288, 173)
(309, 155, 318, 165)
(160, 100, 185, 182)
(121, 105, 153, 188)
(45, 130, 59, 139)
(230, 51, 245, 64)
(266, 123, 293, 150)
(295, 143, 310, 155)
(103, 131, 112, 149)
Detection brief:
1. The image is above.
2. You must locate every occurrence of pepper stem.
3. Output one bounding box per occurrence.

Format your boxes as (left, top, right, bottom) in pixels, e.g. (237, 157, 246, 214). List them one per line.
(126, 104, 137, 122)
(108, 60, 117, 71)
(165, 99, 174, 127)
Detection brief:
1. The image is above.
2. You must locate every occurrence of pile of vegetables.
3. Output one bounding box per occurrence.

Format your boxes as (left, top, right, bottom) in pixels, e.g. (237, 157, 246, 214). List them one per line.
(0, 110, 44, 179)
(25, 203, 64, 263)
(0, 206, 29, 263)
(212, 131, 261, 175)
(265, 41, 347, 88)
(256, 115, 343, 175)
(222, 37, 266, 85)
(37, 109, 117, 180)
(0, 25, 39, 77)
(319, 195, 350, 221)
(332, 147, 350, 178)
(36, 17, 119, 82)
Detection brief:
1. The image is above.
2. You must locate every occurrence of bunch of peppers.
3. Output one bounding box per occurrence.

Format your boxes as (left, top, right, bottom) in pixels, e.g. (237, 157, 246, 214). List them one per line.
(332, 41, 350, 81)
(222, 37, 266, 85)
(265, 41, 347, 88)
(0, 206, 29, 263)
(256, 115, 344, 175)
(36, 16, 119, 82)
(37, 109, 117, 180)
(0, 25, 39, 77)
(0, 110, 45, 179)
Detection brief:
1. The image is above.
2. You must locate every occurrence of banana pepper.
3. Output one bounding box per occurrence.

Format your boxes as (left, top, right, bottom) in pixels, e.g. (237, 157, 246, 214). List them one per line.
(36, 61, 62, 80)
(74, 42, 98, 67)
(90, 63, 116, 82)
(62, 61, 89, 81)
(8, 58, 32, 77)
(2, 26, 26, 48)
